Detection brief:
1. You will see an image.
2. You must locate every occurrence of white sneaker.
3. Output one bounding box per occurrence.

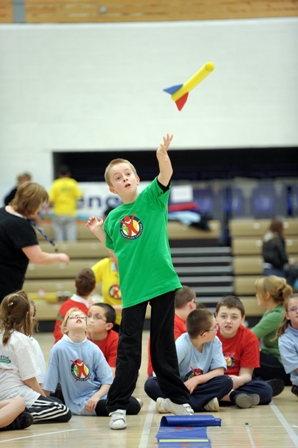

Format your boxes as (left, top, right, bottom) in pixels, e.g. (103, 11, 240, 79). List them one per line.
(109, 409, 127, 430)
(204, 397, 219, 412)
(234, 393, 260, 409)
(156, 397, 169, 414)
(156, 398, 194, 415)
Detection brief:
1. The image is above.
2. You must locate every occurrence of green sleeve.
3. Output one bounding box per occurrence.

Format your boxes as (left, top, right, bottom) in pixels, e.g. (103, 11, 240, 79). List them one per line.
(250, 311, 281, 340)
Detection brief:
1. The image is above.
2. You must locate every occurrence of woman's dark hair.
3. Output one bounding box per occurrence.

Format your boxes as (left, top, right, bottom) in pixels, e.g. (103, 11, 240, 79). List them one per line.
(269, 219, 284, 236)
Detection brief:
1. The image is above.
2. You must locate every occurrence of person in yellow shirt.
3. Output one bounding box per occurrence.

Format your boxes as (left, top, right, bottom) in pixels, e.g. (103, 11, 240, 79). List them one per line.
(91, 252, 122, 332)
(48, 165, 83, 242)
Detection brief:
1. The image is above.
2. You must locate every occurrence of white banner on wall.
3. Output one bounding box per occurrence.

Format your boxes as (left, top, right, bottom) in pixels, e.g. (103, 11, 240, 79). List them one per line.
(74, 182, 150, 219)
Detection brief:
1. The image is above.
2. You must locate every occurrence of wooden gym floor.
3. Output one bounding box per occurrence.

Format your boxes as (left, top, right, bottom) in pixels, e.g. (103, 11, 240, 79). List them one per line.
(1, 331, 297, 448)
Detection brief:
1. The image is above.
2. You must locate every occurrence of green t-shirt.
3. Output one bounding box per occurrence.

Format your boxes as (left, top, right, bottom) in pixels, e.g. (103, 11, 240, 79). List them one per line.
(250, 304, 284, 362)
(104, 178, 181, 308)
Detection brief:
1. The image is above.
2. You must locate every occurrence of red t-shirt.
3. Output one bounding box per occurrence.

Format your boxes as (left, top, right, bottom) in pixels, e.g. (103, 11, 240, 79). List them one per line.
(147, 313, 187, 377)
(89, 330, 119, 368)
(53, 298, 89, 343)
(217, 325, 260, 376)
(174, 314, 187, 340)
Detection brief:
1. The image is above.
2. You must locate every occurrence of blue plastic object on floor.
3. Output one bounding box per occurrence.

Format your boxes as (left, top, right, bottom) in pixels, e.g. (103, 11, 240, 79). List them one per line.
(156, 415, 221, 447)
(160, 415, 221, 427)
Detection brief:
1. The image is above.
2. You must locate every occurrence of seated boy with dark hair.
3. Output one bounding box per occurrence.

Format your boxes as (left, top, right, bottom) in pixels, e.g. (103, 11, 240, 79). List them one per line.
(87, 303, 119, 378)
(147, 285, 197, 377)
(215, 295, 274, 408)
(87, 302, 142, 412)
(145, 308, 233, 413)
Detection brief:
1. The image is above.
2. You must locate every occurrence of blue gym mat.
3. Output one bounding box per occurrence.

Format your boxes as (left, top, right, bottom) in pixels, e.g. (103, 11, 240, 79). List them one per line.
(156, 415, 221, 448)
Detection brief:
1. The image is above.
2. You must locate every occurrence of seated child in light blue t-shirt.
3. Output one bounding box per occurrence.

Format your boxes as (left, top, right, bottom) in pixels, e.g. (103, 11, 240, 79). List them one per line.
(145, 308, 233, 412)
(43, 308, 114, 416)
(277, 294, 298, 398)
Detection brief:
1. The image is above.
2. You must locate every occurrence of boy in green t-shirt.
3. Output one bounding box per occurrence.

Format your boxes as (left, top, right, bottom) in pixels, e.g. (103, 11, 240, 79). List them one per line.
(86, 134, 192, 430)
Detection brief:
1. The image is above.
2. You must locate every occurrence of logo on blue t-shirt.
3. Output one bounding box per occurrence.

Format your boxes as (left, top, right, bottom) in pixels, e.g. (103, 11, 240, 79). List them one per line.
(119, 213, 143, 240)
(185, 367, 203, 381)
(70, 358, 90, 381)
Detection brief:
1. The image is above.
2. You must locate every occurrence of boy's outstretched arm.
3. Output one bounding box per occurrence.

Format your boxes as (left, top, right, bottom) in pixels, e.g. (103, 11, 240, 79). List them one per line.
(86, 216, 106, 246)
(157, 133, 174, 187)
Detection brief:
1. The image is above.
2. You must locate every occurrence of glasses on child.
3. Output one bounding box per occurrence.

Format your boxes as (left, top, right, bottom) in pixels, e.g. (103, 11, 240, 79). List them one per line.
(205, 324, 219, 332)
(288, 306, 298, 313)
(87, 314, 107, 322)
(68, 315, 87, 320)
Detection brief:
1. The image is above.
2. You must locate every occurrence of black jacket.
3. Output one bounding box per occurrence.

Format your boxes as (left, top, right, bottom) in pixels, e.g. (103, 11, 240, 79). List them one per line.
(262, 231, 288, 270)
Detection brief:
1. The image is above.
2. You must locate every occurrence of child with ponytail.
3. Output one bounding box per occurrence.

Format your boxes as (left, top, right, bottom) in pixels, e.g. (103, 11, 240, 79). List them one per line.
(250, 275, 292, 386)
(0, 291, 71, 423)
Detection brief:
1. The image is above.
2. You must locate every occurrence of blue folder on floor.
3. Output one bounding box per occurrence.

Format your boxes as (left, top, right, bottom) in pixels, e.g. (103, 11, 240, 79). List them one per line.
(156, 415, 221, 448)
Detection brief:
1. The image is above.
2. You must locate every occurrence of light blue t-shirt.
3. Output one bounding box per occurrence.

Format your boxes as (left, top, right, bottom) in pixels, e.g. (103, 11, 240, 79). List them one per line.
(175, 333, 227, 382)
(278, 325, 298, 386)
(43, 335, 113, 415)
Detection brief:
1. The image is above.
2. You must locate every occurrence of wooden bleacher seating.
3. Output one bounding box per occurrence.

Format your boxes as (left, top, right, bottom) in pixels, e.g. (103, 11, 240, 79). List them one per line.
(0, 0, 13, 22)
(231, 218, 298, 315)
(39, 241, 109, 259)
(241, 297, 266, 316)
(1, 0, 297, 24)
(28, 220, 221, 321)
(233, 256, 263, 275)
(230, 218, 298, 238)
(36, 220, 221, 242)
(234, 276, 262, 296)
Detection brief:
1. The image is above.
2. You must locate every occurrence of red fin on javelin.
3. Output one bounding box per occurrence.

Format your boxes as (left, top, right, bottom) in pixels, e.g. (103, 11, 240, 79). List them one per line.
(175, 93, 189, 111)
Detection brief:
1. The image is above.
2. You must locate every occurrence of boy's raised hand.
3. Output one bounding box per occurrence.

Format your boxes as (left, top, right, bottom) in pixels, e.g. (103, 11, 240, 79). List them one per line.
(86, 216, 104, 232)
(157, 133, 173, 160)
(86, 216, 107, 245)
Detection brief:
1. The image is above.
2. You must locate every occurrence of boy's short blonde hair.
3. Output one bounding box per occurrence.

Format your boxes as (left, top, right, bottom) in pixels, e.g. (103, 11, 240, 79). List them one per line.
(61, 307, 86, 335)
(104, 158, 138, 186)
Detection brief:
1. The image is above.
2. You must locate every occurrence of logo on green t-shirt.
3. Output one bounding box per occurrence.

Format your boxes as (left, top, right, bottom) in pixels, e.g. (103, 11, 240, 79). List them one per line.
(119, 214, 143, 240)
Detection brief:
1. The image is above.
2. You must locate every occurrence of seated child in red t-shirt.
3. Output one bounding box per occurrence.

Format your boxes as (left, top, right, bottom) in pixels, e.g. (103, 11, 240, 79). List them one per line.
(87, 302, 142, 411)
(87, 303, 119, 378)
(147, 285, 197, 377)
(53, 268, 95, 343)
(215, 295, 274, 408)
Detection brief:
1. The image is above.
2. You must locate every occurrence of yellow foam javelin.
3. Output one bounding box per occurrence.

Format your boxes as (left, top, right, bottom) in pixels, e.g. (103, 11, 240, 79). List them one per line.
(171, 62, 214, 102)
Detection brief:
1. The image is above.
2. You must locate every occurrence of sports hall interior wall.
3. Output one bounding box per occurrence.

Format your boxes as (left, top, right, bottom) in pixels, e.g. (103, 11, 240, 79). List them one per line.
(0, 7, 298, 331)
(0, 18, 297, 191)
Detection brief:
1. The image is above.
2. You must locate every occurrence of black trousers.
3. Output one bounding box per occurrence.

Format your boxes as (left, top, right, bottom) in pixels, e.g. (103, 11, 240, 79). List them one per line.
(254, 351, 291, 386)
(28, 396, 72, 423)
(145, 375, 233, 411)
(106, 290, 190, 412)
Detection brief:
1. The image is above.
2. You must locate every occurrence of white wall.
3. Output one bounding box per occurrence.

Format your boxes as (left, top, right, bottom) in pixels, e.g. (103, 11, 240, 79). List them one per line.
(0, 18, 297, 191)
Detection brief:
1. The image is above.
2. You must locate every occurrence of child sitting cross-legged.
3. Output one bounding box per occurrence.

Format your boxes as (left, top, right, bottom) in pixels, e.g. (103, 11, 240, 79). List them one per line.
(215, 295, 274, 408)
(43, 308, 113, 416)
(145, 308, 233, 413)
(277, 293, 298, 399)
(147, 285, 198, 378)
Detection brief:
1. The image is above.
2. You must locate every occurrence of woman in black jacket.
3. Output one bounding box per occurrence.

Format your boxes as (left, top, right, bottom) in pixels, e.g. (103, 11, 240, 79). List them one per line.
(262, 219, 288, 278)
